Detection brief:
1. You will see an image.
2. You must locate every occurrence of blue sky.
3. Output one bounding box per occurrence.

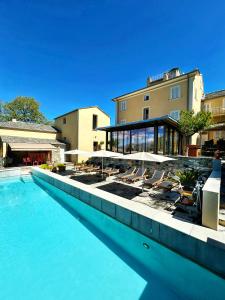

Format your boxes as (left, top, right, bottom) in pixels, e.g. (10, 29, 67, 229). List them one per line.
(0, 0, 225, 123)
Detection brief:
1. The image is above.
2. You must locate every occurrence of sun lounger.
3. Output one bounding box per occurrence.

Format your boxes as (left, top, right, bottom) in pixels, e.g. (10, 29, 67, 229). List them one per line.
(101, 167, 112, 174)
(143, 170, 165, 188)
(80, 164, 94, 171)
(116, 167, 136, 180)
(104, 168, 120, 176)
(125, 167, 146, 183)
(85, 165, 100, 173)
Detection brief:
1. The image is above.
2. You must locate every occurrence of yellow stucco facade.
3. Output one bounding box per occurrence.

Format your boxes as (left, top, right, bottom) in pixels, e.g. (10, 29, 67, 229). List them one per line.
(55, 106, 110, 163)
(201, 92, 225, 143)
(115, 70, 203, 123)
(114, 69, 203, 145)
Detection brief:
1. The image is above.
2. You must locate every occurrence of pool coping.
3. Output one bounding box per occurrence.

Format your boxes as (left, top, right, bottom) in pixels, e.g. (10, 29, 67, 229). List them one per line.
(31, 167, 225, 278)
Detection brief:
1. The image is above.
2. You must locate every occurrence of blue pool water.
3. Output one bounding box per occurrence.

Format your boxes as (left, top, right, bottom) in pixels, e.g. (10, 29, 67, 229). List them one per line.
(0, 175, 225, 300)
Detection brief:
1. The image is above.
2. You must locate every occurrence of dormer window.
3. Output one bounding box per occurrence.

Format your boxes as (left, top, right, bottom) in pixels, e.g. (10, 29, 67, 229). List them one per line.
(144, 94, 150, 101)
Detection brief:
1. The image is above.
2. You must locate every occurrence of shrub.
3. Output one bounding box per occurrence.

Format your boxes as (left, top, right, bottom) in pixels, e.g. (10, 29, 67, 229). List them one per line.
(176, 169, 199, 187)
(57, 163, 65, 167)
(39, 164, 51, 170)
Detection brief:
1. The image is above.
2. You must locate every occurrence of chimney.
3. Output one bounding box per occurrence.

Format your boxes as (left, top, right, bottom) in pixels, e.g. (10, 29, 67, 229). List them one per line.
(146, 76, 153, 86)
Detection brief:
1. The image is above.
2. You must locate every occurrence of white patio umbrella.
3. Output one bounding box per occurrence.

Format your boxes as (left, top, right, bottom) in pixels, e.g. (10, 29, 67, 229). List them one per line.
(121, 152, 176, 192)
(90, 150, 123, 176)
(64, 149, 92, 156)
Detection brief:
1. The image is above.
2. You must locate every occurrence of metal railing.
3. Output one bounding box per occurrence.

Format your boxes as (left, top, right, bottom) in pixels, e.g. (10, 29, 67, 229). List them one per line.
(204, 107, 225, 116)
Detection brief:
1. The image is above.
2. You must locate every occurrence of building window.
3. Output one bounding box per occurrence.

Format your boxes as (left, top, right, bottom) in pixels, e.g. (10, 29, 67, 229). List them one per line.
(124, 130, 131, 153)
(157, 126, 164, 154)
(204, 103, 211, 112)
(92, 114, 98, 130)
(118, 131, 124, 153)
(63, 117, 66, 124)
(144, 94, 150, 101)
(111, 132, 118, 152)
(120, 101, 127, 111)
(143, 107, 150, 120)
(170, 110, 180, 121)
(146, 127, 154, 152)
(223, 98, 225, 108)
(120, 119, 126, 124)
(170, 85, 181, 100)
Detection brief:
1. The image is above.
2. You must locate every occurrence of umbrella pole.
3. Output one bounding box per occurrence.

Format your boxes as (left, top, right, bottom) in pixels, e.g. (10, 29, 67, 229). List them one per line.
(142, 160, 144, 192)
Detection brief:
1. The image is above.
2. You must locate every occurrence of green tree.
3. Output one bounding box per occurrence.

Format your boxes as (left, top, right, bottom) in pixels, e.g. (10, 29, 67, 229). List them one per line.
(178, 110, 212, 147)
(3, 97, 48, 123)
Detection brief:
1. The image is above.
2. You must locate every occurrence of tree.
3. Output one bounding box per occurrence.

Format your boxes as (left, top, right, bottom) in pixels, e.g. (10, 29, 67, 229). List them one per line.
(178, 110, 212, 147)
(3, 97, 48, 123)
(0, 100, 6, 121)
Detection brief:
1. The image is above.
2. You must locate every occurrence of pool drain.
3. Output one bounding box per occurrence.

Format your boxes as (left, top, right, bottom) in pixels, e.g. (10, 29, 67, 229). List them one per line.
(143, 242, 150, 249)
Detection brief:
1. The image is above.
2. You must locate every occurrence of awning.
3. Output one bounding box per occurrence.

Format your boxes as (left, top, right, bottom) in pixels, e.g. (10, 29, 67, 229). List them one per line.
(8, 143, 56, 151)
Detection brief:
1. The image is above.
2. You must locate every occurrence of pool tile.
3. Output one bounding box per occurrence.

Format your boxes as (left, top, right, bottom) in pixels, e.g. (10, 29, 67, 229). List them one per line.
(116, 206, 132, 226)
(79, 189, 91, 204)
(101, 200, 116, 218)
(90, 195, 102, 211)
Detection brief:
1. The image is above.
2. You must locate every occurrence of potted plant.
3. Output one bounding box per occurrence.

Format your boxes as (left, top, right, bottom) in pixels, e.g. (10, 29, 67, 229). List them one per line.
(57, 163, 66, 173)
(178, 110, 212, 156)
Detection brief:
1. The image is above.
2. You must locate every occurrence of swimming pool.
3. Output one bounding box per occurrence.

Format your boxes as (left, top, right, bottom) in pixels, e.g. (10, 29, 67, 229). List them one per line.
(0, 175, 225, 299)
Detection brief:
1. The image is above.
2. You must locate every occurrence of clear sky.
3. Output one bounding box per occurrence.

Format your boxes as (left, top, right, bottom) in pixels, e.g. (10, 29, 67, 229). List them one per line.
(0, 0, 225, 123)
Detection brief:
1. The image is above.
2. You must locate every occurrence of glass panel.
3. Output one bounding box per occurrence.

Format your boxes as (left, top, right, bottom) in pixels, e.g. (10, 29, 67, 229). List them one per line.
(138, 128, 146, 152)
(164, 127, 169, 154)
(111, 132, 118, 152)
(124, 131, 131, 153)
(118, 131, 123, 153)
(131, 129, 139, 153)
(158, 126, 164, 154)
(174, 131, 179, 155)
(146, 127, 154, 152)
(106, 132, 110, 150)
(169, 129, 173, 154)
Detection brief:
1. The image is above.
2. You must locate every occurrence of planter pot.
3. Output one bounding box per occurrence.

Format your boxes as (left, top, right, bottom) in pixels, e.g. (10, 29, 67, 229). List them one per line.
(58, 166, 66, 173)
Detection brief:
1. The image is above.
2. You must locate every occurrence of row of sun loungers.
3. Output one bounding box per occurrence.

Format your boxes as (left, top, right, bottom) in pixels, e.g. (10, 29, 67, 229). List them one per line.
(74, 163, 180, 193)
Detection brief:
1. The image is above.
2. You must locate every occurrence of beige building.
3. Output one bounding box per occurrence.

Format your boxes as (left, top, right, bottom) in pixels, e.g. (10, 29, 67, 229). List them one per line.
(54, 106, 110, 162)
(201, 90, 225, 142)
(113, 68, 203, 145)
(0, 120, 66, 166)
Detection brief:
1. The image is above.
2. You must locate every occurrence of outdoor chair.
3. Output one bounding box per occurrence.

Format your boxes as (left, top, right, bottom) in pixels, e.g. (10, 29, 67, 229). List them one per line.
(104, 168, 120, 177)
(116, 167, 136, 180)
(85, 165, 100, 173)
(80, 164, 94, 171)
(125, 167, 147, 183)
(101, 167, 112, 174)
(143, 170, 165, 188)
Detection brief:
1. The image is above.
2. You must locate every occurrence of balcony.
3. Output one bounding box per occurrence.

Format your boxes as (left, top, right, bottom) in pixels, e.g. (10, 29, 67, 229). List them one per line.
(204, 107, 225, 116)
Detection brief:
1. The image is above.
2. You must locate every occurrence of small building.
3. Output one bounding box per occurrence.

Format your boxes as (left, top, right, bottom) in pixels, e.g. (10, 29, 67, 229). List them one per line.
(54, 106, 110, 162)
(0, 120, 66, 166)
